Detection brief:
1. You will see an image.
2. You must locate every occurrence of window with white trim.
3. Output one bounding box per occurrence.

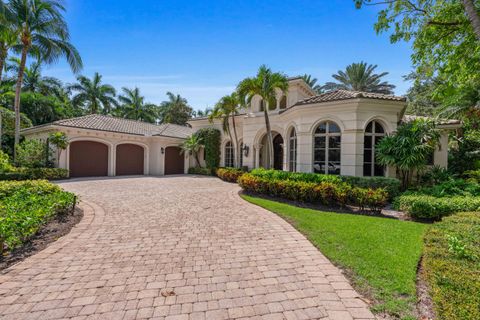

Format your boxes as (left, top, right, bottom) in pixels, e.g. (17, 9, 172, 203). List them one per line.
(225, 141, 234, 168)
(363, 120, 386, 176)
(289, 128, 297, 172)
(313, 121, 341, 175)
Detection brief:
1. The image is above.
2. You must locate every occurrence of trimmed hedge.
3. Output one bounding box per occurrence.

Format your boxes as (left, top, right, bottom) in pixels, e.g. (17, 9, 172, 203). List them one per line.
(0, 180, 76, 253)
(394, 194, 480, 220)
(216, 167, 245, 183)
(188, 167, 213, 176)
(423, 212, 480, 320)
(0, 168, 69, 181)
(250, 169, 400, 199)
(238, 173, 387, 212)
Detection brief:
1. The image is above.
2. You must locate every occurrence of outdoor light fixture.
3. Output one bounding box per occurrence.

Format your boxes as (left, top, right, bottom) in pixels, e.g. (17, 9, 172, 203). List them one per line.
(242, 144, 250, 157)
(161, 147, 165, 154)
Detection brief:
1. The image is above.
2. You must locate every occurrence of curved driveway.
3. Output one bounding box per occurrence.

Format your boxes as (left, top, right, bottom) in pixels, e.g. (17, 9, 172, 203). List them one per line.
(0, 176, 374, 320)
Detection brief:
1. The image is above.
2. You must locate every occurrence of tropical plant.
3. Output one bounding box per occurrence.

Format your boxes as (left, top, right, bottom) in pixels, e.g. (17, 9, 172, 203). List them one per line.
(8, 0, 82, 163)
(180, 134, 203, 167)
(210, 92, 242, 167)
(69, 72, 117, 114)
(16, 138, 48, 168)
(158, 92, 193, 125)
(48, 131, 68, 165)
(0, 1, 17, 83)
(196, 127, 221, 169)
(193, 107, 212, 118)
(376, 118, 440, 189)
(237, 65, 289, 169)
(118, 87, 157, 123)
(322, 62, 395, 94)
(300, 74, 323, 94)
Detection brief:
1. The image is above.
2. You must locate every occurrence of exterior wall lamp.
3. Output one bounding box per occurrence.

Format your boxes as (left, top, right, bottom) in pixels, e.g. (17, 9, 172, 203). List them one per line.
(161, 147, 165, 154)
(242, 145, 250, 157)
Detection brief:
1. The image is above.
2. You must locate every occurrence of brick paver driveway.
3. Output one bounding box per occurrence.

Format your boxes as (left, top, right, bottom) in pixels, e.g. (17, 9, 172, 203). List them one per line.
(0, 176, 374, 320)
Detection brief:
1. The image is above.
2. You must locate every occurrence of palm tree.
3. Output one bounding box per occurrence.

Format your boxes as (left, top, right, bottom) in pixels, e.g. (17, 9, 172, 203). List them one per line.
(210, 92, 242, 167)
(300, 74, 323, 94)
(238, 65, 288, 169)
(322, 62, 395, 94)
(118, 87, 157, 123)
(8, 0, 83, 162)
(158, 92, 193, 125)
(0, 0, 17, 83)
(180, 134, 203, 167)
(69, 73, 117, 114)
(193, 107, 212, 118)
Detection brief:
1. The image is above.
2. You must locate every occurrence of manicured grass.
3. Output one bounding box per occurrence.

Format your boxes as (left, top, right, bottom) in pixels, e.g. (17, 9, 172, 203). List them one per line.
(423, 212, 480, 320)
(242, 194, 427, 319)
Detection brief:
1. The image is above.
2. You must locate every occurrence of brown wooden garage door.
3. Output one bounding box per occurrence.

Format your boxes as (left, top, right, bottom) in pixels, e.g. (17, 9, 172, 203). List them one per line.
(69, 141, 108, 177)
(116, 144, 144, 176)
(165, 146, 184, 175)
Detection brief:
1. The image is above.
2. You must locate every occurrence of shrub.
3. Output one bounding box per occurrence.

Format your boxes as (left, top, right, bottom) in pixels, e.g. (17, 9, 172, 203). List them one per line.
(463, 170, 480, 183)
(423, 212, 480, 320)
(16, 139, 48, 168)
(188, 167, 213, 175)
(196, 128, 221, 169)
(0, 168, 69, 181)
(394, 194, 480, 219)
(216, 167, 245, 183)
(250, 169, 399, 199)
(238, 173, 387, 212)
(0, 150, 13, 173)
(0, 180, 76, 253)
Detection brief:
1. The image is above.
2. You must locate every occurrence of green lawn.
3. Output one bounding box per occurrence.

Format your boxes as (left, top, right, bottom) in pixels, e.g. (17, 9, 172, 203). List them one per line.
(242, 195, 427, 319)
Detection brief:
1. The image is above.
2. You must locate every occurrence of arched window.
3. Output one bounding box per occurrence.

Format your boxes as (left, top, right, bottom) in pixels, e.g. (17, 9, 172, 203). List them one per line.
(364, 120, 386, 176)
(313, 121, 341, 175)
(289, 128, 297, 172)
(225, 141, 234, 168)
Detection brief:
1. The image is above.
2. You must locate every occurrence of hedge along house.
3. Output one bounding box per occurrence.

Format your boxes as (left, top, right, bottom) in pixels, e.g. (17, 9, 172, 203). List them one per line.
(21, 114, 192, 177)
(188, 77, 461, 177)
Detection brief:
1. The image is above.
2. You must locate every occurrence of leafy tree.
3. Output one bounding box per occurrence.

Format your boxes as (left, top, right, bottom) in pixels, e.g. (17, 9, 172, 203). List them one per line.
(300, 74, 323, 94)
(7, 0, 82, 162)
(210, 92, 242, 167)
(355, 0, 480, 115)
(69, 72, 117, 115)
(118, 87, 157, 123)
(180, 134, 203, 167)
(238, 65, 288, 169)
(404, 72, 441, 116)
(0, 106, 31, 156)
(158, 92, 193, 125)
(376, 118, 440, 189)
(322, 62, 395, 94)
(449, 108, 480, 173)
(16, 138, 47, 168)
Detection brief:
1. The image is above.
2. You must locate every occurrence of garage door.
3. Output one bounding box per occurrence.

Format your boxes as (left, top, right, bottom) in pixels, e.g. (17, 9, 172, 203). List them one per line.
(69, 141, 108, 177)
(116, 144, 144, 176)
(165, 146, 184, 175)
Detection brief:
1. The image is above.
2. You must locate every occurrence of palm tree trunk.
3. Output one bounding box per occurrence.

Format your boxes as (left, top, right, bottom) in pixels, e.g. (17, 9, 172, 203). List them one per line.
(231, 113, 240, 168)
(226, 123, 234, 167)
(0, 44, 7, 83)
(263, 103, 274, 169)
(13, 46, 28, 164)
(463, 0, 480, 41)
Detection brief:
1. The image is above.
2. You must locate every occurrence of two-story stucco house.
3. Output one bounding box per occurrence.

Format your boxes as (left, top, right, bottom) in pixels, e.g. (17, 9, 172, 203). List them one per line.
(22, 77, 460, 178)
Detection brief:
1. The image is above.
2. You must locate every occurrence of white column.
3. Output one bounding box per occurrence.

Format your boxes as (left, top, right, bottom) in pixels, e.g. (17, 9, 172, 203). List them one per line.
(109, 144, 116, 176)
(254, 144, 262, 168)
(296, 132, 312, 173)
(341, 129, 363, 177)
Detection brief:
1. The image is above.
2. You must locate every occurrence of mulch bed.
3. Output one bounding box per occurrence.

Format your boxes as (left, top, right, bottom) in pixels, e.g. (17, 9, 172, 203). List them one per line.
(0, 207, 84, 272)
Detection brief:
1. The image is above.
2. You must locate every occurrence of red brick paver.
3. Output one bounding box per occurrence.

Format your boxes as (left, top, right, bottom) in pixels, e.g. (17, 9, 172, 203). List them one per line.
(0, 176, 375, 319)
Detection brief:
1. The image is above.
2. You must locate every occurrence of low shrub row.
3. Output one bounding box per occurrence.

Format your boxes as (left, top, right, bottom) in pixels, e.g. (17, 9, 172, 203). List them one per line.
(394, 194, 480, 219)
(216, 167, 245, 183)
(249, 169, 400, 199)
(238, 173, 387, 211)
(188, 167, 213, 176)
(0, 167, 69, 181)
(422, 212, 480, 320)
(0, 180, 76, 253)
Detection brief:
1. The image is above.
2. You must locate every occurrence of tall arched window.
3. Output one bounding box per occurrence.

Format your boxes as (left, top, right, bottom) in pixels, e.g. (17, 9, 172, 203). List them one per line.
(364, 120, 386, 176)
(289, 128, 297, 172)
(313, 121, 341, 175)
(225, 141, 234, 168)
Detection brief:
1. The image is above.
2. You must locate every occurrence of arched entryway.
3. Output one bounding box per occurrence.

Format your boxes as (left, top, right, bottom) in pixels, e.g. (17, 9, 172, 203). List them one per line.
(69, 141, 109, 177)
(259, 131, 284, 170)
(116, 144, 144, 176)
(164, 146, 184, 175)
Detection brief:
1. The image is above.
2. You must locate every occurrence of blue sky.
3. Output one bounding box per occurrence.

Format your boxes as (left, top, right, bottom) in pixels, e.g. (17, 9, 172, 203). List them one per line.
(44, 0, 413, 110)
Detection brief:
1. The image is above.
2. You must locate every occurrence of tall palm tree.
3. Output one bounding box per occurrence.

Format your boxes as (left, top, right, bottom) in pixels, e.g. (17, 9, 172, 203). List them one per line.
(69, 73, 117, 114)
(300, 74, 323, 94)
(238, 65, 288, 169)
(158, 92, 193, 125)
(210, 92, 242, 167)
(0, 0, 17, 83)
(118, 87, 157, 123)
(8, 0, 82, 162)
(322, 62, 395, 94)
